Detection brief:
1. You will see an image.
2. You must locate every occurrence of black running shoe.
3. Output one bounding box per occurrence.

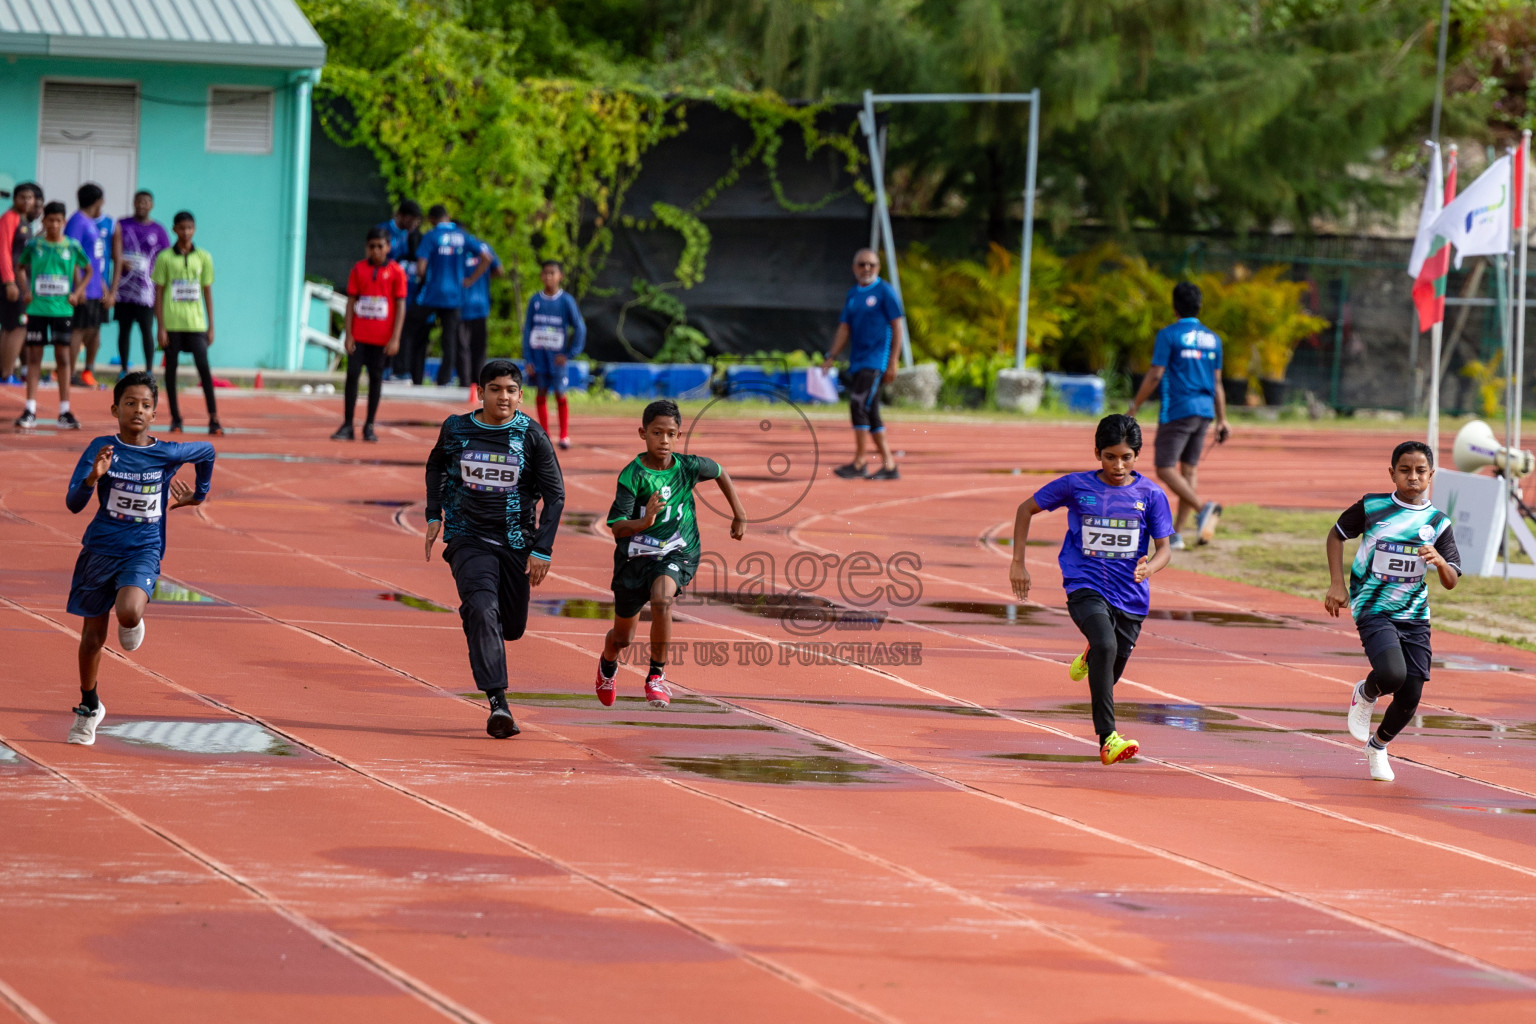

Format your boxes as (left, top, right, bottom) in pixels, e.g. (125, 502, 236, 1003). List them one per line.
(14, 410, 36, 431)
(57, 410, 81, 430)
(833, 462, 867, 479)
(168, 419, 184, 433)
(486, 694, 519, 738)
(869, 466, 899, 480)
(331, 423, 355, 441)
(362, 423, 378, 443)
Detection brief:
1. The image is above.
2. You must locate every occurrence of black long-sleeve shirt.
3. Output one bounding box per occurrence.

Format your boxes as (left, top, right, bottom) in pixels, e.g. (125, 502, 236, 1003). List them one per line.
(425, 410, 564, 558)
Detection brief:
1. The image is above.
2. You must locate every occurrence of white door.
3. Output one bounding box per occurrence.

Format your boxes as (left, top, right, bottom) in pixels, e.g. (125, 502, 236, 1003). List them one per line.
(37, 82, 139, 217)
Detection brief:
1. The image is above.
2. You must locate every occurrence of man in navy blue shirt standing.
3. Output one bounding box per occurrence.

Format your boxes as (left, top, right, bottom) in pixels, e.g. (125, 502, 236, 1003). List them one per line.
(405, 205, 488, 386)
(378, 200, 421, 378)
(1127, 282, 1231, 547)
(821, 248, 904, 480)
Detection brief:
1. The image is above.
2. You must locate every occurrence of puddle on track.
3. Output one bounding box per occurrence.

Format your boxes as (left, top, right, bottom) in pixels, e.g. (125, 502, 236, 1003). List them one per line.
(686, 590, 887, 631)
(740, 695, 998, 717)
(98, 720, 293, 755)
(1431, 803, 1536, 815)
(989, 752, 1101, 763)
(351, 499, 413, 507)
(0, 743, 18, 765)
(531, 598, 626, 620)
(562, 511, 603, 532)
(218, 452, 419, 467)
(657, 754, 888, 785)
(610, 721, 778, 731)
(150, 579, 224, 604)
(379, 592, 453, 613)
(493, 691, 730, 712)
(920, 600, 1051, 625)
(1144, 609, 1289, 627)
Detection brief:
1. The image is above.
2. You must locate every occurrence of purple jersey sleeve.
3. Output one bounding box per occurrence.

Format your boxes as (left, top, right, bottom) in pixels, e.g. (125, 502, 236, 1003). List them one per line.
(1033, 475, 1073, 512)
(1147, 484, 1174, 540)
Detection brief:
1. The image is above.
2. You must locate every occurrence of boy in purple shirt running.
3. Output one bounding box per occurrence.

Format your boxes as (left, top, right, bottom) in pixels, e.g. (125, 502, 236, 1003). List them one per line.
(111, 190, 170, 372)
(1008, 414, 1174, 765)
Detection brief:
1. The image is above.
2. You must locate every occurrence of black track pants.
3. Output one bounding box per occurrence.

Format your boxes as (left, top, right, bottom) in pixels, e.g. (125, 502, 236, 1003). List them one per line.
(446, 540, 530, 693)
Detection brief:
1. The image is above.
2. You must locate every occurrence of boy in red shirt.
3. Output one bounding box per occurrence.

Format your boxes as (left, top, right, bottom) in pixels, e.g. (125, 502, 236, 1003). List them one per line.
(333, 227, 407, 442)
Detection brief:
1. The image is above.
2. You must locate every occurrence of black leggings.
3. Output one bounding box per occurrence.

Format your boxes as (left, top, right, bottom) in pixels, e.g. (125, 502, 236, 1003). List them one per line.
(1066, 588, 1145, 742)
(164, 331, 216, 424)
(1360, 638, 1428, 745)
(446, 540, 531, 693)
(404, 305, 460, 386)
(343, 343, 386, 426)
(116, 303, 156, 371)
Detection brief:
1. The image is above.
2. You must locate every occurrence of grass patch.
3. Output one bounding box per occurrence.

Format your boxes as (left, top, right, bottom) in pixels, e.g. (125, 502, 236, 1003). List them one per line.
(1177, 503, 1536, 651)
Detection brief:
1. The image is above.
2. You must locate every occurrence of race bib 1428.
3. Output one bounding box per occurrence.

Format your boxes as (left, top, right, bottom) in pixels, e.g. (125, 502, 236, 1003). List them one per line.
(1081, 516, 1141, 560)
(460, 450, 521, 492)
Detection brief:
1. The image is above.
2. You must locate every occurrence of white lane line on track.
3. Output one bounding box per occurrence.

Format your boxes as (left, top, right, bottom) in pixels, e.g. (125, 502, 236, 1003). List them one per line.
(0, 976, 58, 1024)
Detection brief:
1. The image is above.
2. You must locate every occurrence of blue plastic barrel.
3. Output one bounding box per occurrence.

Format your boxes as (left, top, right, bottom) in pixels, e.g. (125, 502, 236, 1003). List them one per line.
(725, 365, 790, 401)
(1044, 373, 1107, 415)
(602, 363, 660, 398)
(656, 364, 712, 399)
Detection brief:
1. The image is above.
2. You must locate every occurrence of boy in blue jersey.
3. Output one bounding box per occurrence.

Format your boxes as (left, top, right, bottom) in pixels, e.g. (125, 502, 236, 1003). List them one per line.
(521, 260, 586, 449)
(65, 183, 111, 390)
(406, 205, 488, 386)
(1326, 441, 1461, 782)
(1008, 414, 1174, 765)
(63, 371, 216, 745)
(425, 359, 565, 739)
(822, 248, 903, 480)
(1128, 282, 1230, 548)
(378, 200, 422, 378)
(457, 233, 500, 389)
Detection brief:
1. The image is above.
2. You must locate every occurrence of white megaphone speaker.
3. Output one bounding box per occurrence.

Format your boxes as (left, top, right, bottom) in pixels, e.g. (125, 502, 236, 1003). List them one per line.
(1453, 419, 1536, 477)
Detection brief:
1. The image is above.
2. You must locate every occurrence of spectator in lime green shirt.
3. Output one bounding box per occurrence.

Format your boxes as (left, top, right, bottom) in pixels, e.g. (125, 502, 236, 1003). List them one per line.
(151, 211, 220, 435)
(14, 201, 91, 431)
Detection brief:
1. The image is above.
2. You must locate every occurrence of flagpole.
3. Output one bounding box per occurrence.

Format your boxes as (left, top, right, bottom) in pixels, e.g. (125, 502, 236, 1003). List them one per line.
(1516, 129, 1531, 450)
(1428, 319, 1442, 453)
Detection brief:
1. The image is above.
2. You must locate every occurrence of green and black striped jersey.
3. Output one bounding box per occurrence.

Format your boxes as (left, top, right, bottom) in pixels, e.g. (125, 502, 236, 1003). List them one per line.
(607, 452, 721, 581)
(1335, 492, 1461, 622)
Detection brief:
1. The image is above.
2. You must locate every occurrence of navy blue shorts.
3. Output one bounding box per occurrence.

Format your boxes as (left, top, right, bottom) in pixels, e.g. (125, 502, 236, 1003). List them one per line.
(67, 548, 160, 618)
(525, 350, 567, 394)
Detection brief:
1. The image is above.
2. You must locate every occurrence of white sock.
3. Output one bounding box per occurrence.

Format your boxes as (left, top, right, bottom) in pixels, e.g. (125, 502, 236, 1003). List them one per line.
(58, 400, 70, 415)
(25, 399, 36, 413)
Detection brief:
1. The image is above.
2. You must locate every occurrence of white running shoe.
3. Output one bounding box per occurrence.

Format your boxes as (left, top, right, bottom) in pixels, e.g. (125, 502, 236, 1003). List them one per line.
(67, 702, 105, 745)
(118, 618, 145, 651)
(1347, 680, 1375, 743)
(1366, 743, 1394, 782)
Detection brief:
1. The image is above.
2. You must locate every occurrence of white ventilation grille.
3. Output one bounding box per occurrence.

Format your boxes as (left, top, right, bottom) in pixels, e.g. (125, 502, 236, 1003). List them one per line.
(40, 82, 139, 149)
(206, 88, 273, 155)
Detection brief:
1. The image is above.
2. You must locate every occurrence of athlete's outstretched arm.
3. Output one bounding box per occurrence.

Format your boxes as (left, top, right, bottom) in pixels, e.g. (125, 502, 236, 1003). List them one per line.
(713, 468, 747, 540)
(1323, 530, 1349, 616)
(1008, 498, 1042, 600)
(526, 430, 565, 585)
(66, 440, 110, 513)
(423, 420, 451, 561)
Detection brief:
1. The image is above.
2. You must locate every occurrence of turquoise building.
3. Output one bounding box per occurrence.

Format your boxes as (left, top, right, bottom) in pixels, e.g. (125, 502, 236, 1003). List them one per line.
(0, 0, 325, 370)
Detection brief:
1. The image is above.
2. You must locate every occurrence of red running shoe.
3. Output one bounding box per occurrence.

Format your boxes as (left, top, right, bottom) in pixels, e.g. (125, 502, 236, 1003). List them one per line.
(595, 662, 616, 706)
(644, 670, 672, 709)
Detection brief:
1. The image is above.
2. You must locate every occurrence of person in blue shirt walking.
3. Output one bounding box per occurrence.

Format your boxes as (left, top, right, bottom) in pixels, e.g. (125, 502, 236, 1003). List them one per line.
(521, 260, 586, 449)
(1008, 414, 1173, 766)
(65, 183, 112, 389)
(406, 205, 488, 386)
(821, 248, 903, 480)
(458, 233, 501, 389)
(1128, 282, 1231, 548)
(63, 370, 216, 745)
(377, 199, 422, 378)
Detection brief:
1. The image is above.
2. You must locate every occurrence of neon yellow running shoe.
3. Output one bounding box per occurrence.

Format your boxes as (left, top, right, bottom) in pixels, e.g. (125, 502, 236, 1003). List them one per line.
(1069, 644, 1090, 682)
(1099, 731, 1139, 765)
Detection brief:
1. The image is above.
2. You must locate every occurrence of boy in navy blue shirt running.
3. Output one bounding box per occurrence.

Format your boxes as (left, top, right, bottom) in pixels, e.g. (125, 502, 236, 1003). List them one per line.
(1008, 414, 1173, 765)
(63, 371, 215, 745)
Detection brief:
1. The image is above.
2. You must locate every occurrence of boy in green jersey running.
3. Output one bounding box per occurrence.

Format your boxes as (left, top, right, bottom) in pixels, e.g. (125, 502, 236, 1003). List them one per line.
(1325, 440, 1461, 782)
(595, 399, 747, 708)
(15, 201, 92, 431)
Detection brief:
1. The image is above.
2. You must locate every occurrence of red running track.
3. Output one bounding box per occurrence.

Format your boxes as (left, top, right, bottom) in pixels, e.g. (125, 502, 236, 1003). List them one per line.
(3, 388, 1536, 1024)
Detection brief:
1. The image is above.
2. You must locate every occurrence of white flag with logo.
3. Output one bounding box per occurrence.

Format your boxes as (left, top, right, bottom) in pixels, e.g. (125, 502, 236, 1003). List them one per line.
(1427, 154, 1512, 267)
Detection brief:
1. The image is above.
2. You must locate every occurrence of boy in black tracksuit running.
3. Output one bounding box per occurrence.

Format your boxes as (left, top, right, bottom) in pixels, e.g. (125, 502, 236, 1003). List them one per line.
(425, 359, 564, 738)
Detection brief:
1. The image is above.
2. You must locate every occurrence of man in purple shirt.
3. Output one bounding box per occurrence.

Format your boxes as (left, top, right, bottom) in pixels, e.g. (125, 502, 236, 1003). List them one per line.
(111, 190, 170, 372)
(64, 183, 111, 388)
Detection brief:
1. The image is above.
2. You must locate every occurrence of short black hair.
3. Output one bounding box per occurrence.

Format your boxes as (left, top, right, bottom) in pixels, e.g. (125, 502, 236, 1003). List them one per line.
(642, 399, 681, 428)
(42, 201, 66, 218)
(77, 182, 104, 208)
(173, 210, 195, 226)
(1391, 440, 1434, 468)
(1095, 413, 1143, 454)
(478, 358, 522, 388)
(397, 199, 422, 217)
(1172, 281, 1202, 318)
(428, 204, 449, 220)
(134, 189, 153, 200)
(17, 182, 41, 199)
(540, 260, 564, 272)
(366, 226, 390, 243)
(113, 370, 159, 407)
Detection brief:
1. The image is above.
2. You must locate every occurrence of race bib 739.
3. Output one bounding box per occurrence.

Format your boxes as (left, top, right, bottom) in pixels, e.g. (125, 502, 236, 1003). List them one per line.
(1081, 516, 1140, 560)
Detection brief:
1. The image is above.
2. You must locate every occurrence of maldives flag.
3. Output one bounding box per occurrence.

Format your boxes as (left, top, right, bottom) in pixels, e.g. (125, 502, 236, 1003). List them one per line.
(1408, 144, 1456, 333)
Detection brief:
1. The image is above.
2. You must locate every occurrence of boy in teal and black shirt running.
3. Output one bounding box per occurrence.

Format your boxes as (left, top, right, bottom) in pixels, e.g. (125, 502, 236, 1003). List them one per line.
(1325, 440, 1461, 782)
(595, 399, 746, 709)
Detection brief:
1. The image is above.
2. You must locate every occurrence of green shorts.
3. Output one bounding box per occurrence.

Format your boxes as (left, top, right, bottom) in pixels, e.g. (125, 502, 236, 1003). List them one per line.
(612, 557, 695, 619)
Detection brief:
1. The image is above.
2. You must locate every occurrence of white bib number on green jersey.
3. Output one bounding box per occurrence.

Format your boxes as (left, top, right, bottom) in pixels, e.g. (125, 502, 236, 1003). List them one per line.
(170, 279, 200, 303)
(108, 481, 162, 521)
(529, 326, 564, 350)
(1082, 516, 1140, 560)
(34, 274, 68, 297)
(627, 533, 685, 559)
(460, 451, 521, 491)
(355, 295, 389, 320)
(1371, 542, 1425, 583)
